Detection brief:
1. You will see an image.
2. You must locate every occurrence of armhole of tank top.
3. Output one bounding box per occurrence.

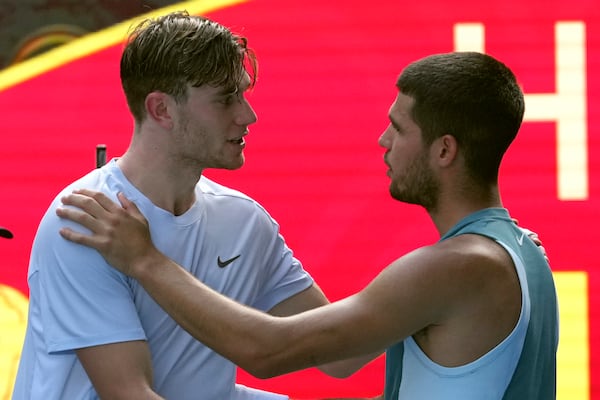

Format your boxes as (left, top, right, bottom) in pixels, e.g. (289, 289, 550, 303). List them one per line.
(401, 241, 531, 375)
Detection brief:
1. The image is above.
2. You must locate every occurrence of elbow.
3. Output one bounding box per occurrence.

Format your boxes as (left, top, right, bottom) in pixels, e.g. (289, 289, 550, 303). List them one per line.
(238, 349, 288, 379)
(94, 384, 158, 400)
(321, 368, 355, 379)
(234, 340, 297, 379)
(230, 317, 314, 379)
(245, 366, 280, 380)
(317, 362, 358, 378)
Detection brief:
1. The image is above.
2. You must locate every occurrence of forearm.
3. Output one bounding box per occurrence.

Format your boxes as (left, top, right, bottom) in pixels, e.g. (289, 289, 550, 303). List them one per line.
(130, 249, 300, 377)
(268, 286, 381, 378)
(130, 250, 379, 378)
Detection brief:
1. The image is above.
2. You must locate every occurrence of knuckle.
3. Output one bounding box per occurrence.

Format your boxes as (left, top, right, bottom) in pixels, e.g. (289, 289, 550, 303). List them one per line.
(90, 191, 103, 201)
(80, 195, 95, 207)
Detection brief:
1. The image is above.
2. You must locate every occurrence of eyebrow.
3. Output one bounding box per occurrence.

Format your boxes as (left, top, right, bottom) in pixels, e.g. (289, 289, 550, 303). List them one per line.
(212, 72, 253, 100)
(216, 77, 252, 97)
(216, 86, 239, 97)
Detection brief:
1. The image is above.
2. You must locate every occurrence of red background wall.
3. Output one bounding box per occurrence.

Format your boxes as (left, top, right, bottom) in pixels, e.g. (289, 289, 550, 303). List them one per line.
(0, 0, 597, 398)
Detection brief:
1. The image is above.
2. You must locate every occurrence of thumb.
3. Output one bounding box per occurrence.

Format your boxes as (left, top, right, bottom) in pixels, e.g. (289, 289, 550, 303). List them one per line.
(117, 192, 138, 212)
(116, 192, 147, 225)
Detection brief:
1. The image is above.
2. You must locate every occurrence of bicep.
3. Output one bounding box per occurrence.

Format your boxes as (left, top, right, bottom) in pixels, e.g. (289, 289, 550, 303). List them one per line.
(77, 340, 161, 400)
(344, 241, 499, 349)
(304, 248, 456, 357)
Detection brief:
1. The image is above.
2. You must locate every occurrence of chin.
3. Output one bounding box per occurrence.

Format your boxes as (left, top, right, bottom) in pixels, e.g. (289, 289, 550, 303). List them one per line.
(227, 157, 245, 170)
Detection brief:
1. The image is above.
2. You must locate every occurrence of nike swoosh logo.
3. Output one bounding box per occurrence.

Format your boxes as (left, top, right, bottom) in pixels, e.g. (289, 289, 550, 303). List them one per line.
(217, 254, 241, 268)
(516, 232, 525, 246)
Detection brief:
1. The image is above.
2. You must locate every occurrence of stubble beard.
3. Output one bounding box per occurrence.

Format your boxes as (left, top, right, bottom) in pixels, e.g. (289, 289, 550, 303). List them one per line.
(389, 151, 439, 211)
(177, 112, 246, 171)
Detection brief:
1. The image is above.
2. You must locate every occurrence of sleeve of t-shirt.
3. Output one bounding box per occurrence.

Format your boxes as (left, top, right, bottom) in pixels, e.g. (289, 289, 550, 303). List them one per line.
(33, 200, 146, 354)
(248, 204, 314, 312)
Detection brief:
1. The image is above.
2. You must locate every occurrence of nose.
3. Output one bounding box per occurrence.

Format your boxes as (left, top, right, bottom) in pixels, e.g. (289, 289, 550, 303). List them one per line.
(378, 125, 393, 149)
(235, 97, 258, 126)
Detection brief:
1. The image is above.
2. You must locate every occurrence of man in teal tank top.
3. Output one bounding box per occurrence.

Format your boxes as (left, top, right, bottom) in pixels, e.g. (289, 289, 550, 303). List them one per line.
(57, 52, 557, 399)
(384, 207, 557, 399)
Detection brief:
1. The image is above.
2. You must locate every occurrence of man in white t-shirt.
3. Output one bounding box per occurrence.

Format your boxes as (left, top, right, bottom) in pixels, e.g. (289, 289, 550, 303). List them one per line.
(13, 11, 375, 400)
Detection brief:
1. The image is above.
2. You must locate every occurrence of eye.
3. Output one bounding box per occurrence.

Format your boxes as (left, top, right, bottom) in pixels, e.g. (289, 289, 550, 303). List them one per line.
(388, 116, 402, 134)
(219, 95, 235, 105)
(219, 90, 244, 106)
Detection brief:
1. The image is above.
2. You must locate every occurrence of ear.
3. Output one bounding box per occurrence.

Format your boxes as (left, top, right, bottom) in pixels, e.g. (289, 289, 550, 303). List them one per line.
(145, 92, 174, 129)
(432, 134, 459, 168)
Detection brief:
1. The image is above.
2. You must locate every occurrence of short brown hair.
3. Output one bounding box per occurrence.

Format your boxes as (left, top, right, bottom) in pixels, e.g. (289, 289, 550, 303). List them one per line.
(397, 52, 524, 184)
(120, 11, 257, 123)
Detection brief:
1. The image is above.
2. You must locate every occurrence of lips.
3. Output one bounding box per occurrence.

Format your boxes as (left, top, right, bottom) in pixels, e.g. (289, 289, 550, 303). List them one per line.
(383, 154, 392, 177)
(228, 131, 248, 145)
(228, 137, 245, 145)
(383, 154, 390, 168)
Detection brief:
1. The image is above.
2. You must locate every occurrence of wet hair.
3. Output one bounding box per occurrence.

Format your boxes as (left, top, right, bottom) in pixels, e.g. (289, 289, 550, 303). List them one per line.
(120, 11, 257, 123)
(397, 52, 525, 184)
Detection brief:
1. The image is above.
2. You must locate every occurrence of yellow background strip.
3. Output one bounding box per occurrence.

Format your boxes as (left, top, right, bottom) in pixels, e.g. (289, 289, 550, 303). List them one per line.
(0, 0, 246, 92)
(556, 271, 590, 400)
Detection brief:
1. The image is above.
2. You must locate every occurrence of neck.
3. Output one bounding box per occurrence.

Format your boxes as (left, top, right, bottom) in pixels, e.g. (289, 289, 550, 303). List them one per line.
(428, 184, 502, 237)
(117, 148, 202, 216)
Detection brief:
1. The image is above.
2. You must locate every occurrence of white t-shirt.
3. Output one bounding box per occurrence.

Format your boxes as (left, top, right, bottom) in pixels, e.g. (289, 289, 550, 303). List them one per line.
(13, 159, 313, 399)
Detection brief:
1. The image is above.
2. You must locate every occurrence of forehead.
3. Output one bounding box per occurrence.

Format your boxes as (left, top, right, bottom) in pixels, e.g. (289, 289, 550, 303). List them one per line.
(389, 91, 417, 127)
(214, 72, 253, 95)
(189, 72, 252, 98)
(389, 91, 414, 117)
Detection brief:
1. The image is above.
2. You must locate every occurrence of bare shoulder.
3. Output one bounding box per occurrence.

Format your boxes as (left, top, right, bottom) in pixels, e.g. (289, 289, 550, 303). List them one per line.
(392, 234, 522, 366)
(418, 234, 520, 312)
(375, 233, 516, 295)
(435, 233, 517, 278)
(317, 234, 521, 361)
(361, 233, 519, 354)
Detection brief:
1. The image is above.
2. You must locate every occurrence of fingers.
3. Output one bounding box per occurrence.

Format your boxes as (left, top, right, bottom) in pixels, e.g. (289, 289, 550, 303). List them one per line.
(58, 226, 98, 248)
(516, 226, 549, 261)
(56, 200, 102, 248)
(518, 227, 534, 236)
(59, 190, 134, 219)
(518, 227, 543, 244)
(56, 190, 127, 238)
(71, 189, 121, 213)
(116, 192, 149, 229)
(59, 192, 106, 219)
(117, 192, 139, 213)
(56, 201, 101, 233)
(529, 235, 542, 246)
